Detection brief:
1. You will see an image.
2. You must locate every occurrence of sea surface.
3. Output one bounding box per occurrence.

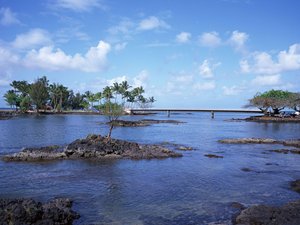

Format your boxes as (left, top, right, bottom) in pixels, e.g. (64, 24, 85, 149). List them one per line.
(0, 112, 300, 224)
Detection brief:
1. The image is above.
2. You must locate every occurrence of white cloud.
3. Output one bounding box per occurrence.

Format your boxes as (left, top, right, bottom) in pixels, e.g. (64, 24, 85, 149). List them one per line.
(166, 72, 194, 94)
(53, 0, 106, 12)
(138, 16, 170, 30)
(133, 70, 149, 87)
(176, 32, 191, 43)
(0, 7, 20, 26)
(107, 18, 135, 36)
(199, 32, 221, 47)
(107, 75, 127, 86)
(174, 74, 193, 84)
(199, 60, 213, 78)
(241, 44, 300, 75)
(0, 45, 20, 68)
(239, 60, 250, 73)
(114, 42, 127, 51)
(12, 29, 52, 50)
(222, 85, 244, 96)
(251, 74, 281, 86)
(23, 40, 111, 72)
(199, 60, 220, 79)
(193, 81, 216, 90)
(0, 72, 11, 86)
(229, 30, 249, 52)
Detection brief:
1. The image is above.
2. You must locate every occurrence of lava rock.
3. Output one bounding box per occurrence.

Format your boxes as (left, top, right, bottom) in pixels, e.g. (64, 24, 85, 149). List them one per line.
(2, 134, 182, 161)
(204, 154, 224, 158)
(290, 180, 300, 193)
(0, 198, 79, 225)
(234, 200, 300, 225)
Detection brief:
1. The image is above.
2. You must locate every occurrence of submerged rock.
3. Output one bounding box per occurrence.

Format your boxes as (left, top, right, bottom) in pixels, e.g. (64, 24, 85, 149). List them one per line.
(290, 180, 300, 193)
(219, 138, 300, 149)
(0, 198, 79, 225)
(2, 134, 182, 162)
(233, 200, 300, 225)
(204, 154, 224, 158)
(109, 119, 185, 127)
(177, 146, 193, 151)
(219, 138, 278, 144)
(269, 149, 300, 154)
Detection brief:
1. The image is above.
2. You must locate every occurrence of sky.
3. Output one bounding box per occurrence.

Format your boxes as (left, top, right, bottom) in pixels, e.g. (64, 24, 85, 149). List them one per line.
(0, 0, 300, 108)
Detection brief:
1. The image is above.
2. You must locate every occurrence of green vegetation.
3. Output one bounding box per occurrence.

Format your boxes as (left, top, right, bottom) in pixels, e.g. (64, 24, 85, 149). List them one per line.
(246, 89, 300, 115)
(3, 76, 155, 113)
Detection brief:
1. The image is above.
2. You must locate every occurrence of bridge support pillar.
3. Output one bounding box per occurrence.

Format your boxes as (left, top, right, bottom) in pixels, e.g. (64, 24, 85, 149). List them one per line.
(211, 111, 214, 119)
(167, 110, 170, 117)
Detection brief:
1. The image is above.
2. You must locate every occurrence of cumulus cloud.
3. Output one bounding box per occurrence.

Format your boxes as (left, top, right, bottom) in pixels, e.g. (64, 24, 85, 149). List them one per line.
(193, 81, 216, 90)
(0, 71, 12, 87)
(0, 45, 20, 68)
(239, 60, 250, 73)
(0, 7, 20, 26)
(199, 60, 220, 79)
(222, 85, 244, 96)
(166, 72, 194, 94)
(23, 40, 111, 72)
(107, 18, 135, 36)
(138, 16, 170, 30)
(229, 30, 249, 52)
(106, 75, 127, 86)
(176, 32, 191, 43)
(241, 44, 300, 75)
(12, 29, 52, 50)
(199, 32, 221, 47)
(251, 74, 281, 86)
(114, 42, 127, 51)
(133, 70, 149, 88)
(52, 0, 106, 12)
(199, 60, 213, 78)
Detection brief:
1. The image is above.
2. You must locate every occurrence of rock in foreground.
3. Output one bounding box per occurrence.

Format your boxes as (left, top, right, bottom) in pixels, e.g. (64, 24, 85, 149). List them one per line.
(0, 198, 79, 225)
(2, 134, 182, 162)
(234, 200, 300, 225)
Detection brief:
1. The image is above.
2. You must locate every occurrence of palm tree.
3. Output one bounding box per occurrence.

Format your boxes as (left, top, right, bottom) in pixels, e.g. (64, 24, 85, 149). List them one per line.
(94, 92, 102, 106)
(103, 86, 113, 102)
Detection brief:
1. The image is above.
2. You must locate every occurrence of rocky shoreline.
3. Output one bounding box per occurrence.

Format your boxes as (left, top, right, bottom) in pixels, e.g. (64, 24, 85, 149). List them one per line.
(0, 111, 17, 120)
(227, 115, 300, 123)
(2, 134, 182, 162)
(0, 198, 79, 225)
(232, 179, 300, 225)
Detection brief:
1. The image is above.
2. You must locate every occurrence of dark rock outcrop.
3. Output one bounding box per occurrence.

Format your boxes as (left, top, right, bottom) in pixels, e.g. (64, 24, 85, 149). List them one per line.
(2, 134, 182, 162)
(269, 149, 300, 154)
(0, 198, 79, 225)
(290, 180, 300, 193)
(233, 200, 300, 225)
(204, 154, 224, 158)
(0, 111, 16, 120)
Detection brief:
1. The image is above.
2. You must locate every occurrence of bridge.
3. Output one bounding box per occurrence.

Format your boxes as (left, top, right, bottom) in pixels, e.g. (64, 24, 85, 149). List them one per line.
(129, 108, 262, 118)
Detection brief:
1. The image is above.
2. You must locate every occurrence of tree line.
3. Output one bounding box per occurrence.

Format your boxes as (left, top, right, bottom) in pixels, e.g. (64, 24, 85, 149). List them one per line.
(246, 89, 300, 115)
(3, 76, 155, 113)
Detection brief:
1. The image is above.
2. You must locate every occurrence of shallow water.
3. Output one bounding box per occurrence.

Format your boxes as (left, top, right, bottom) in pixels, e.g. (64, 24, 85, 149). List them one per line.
(0, 113, 300, 224)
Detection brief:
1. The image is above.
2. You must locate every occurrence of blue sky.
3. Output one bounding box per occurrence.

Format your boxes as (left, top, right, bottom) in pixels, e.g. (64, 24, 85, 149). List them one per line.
(1, 0, 300, 108)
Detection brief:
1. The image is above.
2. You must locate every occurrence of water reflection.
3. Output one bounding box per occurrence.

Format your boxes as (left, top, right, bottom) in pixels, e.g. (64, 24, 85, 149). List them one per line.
(0, 113, 300, 224)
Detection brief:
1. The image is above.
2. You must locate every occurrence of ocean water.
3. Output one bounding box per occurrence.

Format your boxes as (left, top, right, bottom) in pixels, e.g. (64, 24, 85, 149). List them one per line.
(0, 113, 299, 224)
